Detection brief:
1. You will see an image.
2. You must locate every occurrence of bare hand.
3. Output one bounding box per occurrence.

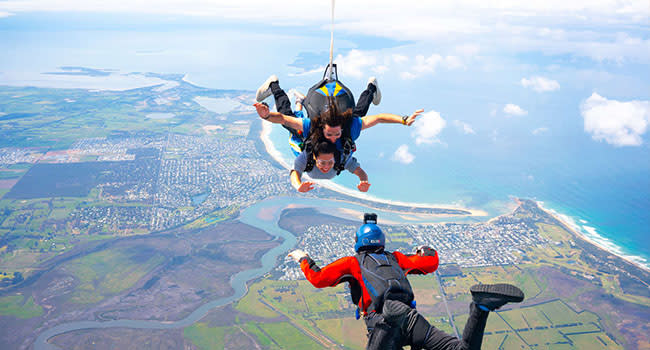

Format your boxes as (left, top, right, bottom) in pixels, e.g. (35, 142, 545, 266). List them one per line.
(405, 109, 424, 126)
(357, 181, 371, 192)
(254, 102, 270, 119)
(297, 181, 315, 193)
(288, 249, 308, 262)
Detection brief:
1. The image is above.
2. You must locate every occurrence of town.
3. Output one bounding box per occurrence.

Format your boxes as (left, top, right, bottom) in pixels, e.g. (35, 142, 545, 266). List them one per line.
(0, 132, 292, 238)
(276, 215, 547, 280)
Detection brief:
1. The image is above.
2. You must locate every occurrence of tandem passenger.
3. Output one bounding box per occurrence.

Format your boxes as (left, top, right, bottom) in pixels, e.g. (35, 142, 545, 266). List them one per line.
(291, 139, 370, 193)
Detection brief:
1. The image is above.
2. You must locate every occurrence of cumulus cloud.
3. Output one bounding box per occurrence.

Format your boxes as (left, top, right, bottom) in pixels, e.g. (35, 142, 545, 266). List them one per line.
(392, 54, 409, 64)
(580, 93, 650, 146)
(335, 50, 378, 79)
(413, 111, 446, 144)
(392, 144, 415, 164)
(401, 54, 464, 79)
(400, 71, 417, 80)
(372, 65, 389, 75)
(521, 76, 560, 92)
(453, 44, 480, 57)
(0, 11, 13, 17)
(532, 127, 549, 135)
(504, 104, 528, 116)
(453, 120, 476, 134)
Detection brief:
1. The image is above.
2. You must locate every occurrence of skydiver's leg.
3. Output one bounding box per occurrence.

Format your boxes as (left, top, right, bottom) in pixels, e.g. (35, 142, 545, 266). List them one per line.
(458, 303, 490, 349)
(364, 312, 403, 350)
(383, 301, 487, 350)
(385, 284, 524, 350)
(415, 303, 489, 350)
(353, 83, 375, 117)
(270, 82, 296, 117)
(384, 300, 463, 350)
(353, 77, 381, 117)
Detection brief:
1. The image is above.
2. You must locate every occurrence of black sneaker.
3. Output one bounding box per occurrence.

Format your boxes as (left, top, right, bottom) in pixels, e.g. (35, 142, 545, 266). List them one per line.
(470, 283, 524, 311)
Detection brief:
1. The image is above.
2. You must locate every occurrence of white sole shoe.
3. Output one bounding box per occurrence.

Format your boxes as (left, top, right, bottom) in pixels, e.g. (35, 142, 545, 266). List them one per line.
(368, 77, 381, 105)
(291, 89, 306, 105)
(256, 74, 279, 102)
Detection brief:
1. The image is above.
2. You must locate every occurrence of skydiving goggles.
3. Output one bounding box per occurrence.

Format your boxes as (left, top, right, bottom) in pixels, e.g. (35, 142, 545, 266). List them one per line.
(315, 159, 335, 166)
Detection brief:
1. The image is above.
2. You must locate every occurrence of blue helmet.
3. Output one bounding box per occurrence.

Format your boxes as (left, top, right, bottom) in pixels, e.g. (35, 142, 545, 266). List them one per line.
(354, 223, 385, 252)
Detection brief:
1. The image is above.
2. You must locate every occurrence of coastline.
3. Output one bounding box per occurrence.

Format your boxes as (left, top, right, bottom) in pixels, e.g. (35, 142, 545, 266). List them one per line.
(260, 120, 649, 272)
(536, 201, 650, 272)
(259, 120, 487, 217)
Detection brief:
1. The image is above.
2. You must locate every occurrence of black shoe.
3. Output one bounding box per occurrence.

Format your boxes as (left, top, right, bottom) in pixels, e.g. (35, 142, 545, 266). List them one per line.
(470, 283, 524, 311)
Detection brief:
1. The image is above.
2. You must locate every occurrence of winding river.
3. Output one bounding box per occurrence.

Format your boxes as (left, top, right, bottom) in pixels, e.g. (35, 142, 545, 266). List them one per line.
(34, 196, 474, 349)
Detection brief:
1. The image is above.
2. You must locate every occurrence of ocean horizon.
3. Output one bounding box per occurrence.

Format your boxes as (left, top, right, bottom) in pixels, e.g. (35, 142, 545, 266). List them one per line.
(265, 120, 650, 270)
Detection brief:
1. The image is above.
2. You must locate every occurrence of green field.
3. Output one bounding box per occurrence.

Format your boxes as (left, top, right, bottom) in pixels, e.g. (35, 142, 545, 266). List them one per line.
(259, 322, 322, 349)
(0, 294, 43, 318)
(453, 300, 619, 350)
(184, 322, 226, 350)
(66, 248, 165, 304)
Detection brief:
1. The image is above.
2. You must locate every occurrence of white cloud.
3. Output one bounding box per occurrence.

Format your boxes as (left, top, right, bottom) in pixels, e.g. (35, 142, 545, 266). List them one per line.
(453, 120, 476, 134)
(392, 54, 409, 64)
(1, 1, 648, 64)
(0, 11, 13, 17)
(580, 93, 650, 146)
(504, 104, 528, 116)
(521, 76, 560, 92)
(0, 70, 174, 91)
(413, 111, 446, 145)
(400, 71, 417, 80)
(372, 65, 389, 75)
(334, 49, 378, 79)
(400, 54, 464, 79)
(532, 127, 549, 135)
(392, 144, 415, 164)
(453, 44, 480, 57)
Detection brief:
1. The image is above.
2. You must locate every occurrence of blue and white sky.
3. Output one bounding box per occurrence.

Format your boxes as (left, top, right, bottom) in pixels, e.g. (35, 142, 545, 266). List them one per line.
(1, 0, 648, 151)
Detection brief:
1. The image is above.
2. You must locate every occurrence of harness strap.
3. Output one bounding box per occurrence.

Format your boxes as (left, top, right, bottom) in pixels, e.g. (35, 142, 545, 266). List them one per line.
(303, 140, 315, 172)
(335, 118, 356, 175)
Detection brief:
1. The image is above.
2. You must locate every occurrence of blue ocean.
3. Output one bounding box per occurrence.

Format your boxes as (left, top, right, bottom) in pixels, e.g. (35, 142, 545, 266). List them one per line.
(267, 96, 650, 269)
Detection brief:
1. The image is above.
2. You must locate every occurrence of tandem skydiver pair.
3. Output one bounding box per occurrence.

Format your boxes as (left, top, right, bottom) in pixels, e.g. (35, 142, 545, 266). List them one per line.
(254, 66, 422, 193)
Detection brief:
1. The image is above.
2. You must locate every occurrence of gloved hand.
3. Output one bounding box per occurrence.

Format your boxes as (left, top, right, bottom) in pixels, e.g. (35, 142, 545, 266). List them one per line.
(288, 249, 308, 262)
(415, 245, 436, 256)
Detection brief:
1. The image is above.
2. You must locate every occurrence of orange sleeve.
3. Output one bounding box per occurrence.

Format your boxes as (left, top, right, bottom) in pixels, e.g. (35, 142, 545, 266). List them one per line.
(300, 256, 357, 288)
(392, 250, 439, 275)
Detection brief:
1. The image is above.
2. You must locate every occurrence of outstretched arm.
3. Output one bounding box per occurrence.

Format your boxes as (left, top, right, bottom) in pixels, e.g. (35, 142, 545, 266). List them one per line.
(353, 166, 370, 192)
(299, 255, 357, 288)
(290, 170, 314, 193)
(392, 248, 439, 275)
(254, 102, 303, 131)
(360, 109, 424, 130)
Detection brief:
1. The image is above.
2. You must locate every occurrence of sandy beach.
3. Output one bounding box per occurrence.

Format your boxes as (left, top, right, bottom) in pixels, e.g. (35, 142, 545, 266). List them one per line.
(259, 120, 487, 217)
(537, 201, 649, 272)
(261, 120, 649, 272)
